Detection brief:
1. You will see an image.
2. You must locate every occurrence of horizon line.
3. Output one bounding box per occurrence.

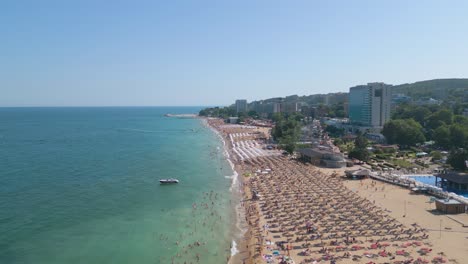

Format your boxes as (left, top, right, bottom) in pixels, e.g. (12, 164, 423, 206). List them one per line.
(0, 105, 227, 108)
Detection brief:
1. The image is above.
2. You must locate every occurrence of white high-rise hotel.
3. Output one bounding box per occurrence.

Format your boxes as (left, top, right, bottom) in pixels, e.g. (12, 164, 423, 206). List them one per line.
(349, 82, 392, 128)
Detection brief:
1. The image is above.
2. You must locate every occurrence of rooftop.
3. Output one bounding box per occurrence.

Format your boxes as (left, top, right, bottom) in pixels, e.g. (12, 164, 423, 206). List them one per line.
(299, 147, 335, 156)
(435, 199, 463, 205)
(435, 172, 468, 184)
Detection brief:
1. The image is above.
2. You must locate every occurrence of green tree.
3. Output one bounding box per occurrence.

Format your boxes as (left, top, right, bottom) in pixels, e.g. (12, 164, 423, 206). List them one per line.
(325, 125, 344, 138)
(279, 134, 297, 154)
(392, 105, 433, 125)
(433, 126, 450, 147)
(430, 151, 443, 160)
(449, 124, 468, 148)
(426, 109, 453, 129)
(347, 135, 370, 161)
(426, 119, 445, 130)
(433, 109, 453, 125)
(199, 109, 208, 116)
(333, 138, 343, 146)
(272, 113, 284, 123)
(348, 148, 370, 161)
(454, 115, 468, 126)
(294, 112, 305, 122)
(447, 148, 468, 171)
(271, 114, 301, 153)
(354, 135, 368, 149)
(247, 110, 258, 118)
(412, 107, 431, 124)
(382, 119, 426, 147)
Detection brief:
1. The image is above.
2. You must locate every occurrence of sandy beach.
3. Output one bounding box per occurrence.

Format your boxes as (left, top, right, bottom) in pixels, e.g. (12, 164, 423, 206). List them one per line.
(343, 178, 468, 263)
(207, 118, 466, 264)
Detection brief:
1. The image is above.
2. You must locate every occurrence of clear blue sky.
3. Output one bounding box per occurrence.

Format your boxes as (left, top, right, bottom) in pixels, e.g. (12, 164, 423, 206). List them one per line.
(1, 0, 467, 107)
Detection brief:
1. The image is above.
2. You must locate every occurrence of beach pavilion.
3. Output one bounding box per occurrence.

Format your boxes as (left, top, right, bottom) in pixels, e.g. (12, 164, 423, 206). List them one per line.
(435, 199, 466, 214)
(298, 148, 346, 168)
(344, 169, 371, 179)
(435, 172, 468, 192)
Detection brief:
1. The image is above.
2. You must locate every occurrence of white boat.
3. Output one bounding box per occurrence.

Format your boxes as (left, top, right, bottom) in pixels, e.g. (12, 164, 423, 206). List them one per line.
(159, 178, 179, 184)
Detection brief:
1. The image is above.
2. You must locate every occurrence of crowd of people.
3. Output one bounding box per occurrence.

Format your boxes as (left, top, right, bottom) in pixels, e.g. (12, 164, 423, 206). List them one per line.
(240, 156, 448, 263)
(207, 119, 450, 264)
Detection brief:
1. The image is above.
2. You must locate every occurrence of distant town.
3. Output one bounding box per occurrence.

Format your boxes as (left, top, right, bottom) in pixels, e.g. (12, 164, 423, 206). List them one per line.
(200, 78, 468, 192)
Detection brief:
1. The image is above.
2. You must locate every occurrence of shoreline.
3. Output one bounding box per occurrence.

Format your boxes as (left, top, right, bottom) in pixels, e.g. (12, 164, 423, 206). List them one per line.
(202, 118, 249, 263)
(203, 117, 268, 264)
(203, 117, 465, 264)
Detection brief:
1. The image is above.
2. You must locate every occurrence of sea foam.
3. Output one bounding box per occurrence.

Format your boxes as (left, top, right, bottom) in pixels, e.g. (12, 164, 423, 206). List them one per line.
(230, 240, 239, 256)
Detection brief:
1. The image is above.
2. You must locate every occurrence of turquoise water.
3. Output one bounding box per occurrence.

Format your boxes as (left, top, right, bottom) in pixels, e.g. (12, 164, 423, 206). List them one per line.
(0, 107, 235, 264)
(409, 175, 468, 198)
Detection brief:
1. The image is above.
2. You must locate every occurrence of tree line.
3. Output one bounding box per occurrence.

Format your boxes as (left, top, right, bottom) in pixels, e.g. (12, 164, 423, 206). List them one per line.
(271, 113, 303, 154)
(382, 103, 468, 170)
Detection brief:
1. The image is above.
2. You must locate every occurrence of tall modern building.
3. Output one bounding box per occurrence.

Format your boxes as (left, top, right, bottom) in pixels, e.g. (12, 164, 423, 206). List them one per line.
(349, 83, 392, 128)
(235, 99, 248, 113)
(273, 102, 281, 113)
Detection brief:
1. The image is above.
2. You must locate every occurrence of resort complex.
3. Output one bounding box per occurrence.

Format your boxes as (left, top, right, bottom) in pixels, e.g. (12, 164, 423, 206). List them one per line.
(4, 2, 468, 264)
(204, 115, 468, 264)
(200, 79, 468, 264)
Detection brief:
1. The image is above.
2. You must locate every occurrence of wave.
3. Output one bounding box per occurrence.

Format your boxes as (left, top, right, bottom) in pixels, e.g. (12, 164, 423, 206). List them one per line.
(202, 118, 246, 261)
(230, 240, 239, 256)
(205, 121, 239, 192)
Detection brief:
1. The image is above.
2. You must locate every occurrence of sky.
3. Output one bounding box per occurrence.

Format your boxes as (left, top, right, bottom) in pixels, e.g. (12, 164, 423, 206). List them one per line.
(1, 0, 467, 107)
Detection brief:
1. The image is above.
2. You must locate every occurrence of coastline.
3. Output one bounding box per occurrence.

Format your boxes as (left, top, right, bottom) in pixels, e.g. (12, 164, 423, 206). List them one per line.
(202, 118, 246, 263)
(203, 117, 465, 264)
(203, 117, 260, 264)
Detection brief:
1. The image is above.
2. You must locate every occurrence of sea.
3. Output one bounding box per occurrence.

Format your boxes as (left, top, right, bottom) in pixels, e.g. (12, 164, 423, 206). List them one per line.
(0, 107, 239, 264)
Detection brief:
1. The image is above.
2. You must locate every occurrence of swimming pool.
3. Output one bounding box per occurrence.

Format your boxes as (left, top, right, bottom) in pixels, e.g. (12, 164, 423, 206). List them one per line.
(408, 175, 437, 186)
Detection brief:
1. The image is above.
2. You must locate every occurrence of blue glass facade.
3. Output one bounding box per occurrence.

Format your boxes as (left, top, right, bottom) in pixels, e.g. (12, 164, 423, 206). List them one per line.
(349, 85, 371, 126)
(349, 83, 392, 127)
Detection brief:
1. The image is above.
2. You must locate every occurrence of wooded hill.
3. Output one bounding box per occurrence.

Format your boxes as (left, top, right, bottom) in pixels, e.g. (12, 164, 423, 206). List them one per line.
(392, 78, 468, 100)
(247, 78, 468, 106)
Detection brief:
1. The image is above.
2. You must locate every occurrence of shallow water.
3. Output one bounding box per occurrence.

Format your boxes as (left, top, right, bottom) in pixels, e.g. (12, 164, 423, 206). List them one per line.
(0, 107, 234, 264)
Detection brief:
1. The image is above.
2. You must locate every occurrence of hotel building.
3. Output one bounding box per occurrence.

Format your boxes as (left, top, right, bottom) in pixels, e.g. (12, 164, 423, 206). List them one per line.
(349, 82, 392, 128)
(235, 99, 248, 113)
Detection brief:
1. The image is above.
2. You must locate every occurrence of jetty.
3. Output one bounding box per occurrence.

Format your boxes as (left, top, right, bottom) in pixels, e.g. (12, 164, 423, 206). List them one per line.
(164, 113, 198, 118)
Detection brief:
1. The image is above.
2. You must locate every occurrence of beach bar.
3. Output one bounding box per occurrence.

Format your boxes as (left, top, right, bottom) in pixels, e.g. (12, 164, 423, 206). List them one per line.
(435, 199, 466, 214)
(298, 148, 346, 168)
(435, 172, 468, 192)
(345, 169, 371, 179)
